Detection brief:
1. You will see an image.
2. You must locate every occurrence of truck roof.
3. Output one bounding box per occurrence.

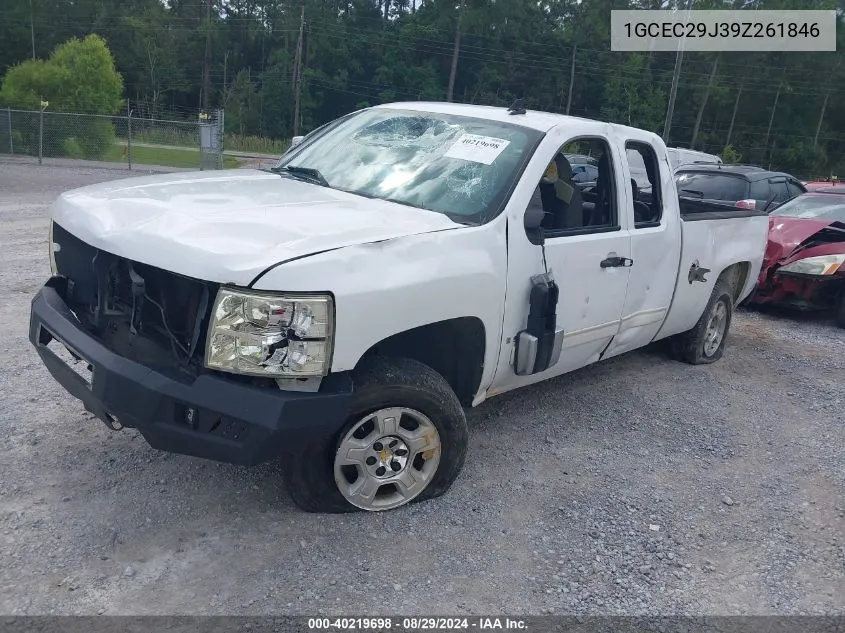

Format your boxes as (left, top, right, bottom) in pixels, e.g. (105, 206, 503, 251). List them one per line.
(373, 101, 666, 147)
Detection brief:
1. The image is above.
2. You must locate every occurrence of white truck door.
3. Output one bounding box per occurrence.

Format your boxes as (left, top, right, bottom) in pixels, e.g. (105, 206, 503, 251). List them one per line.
(487, 128, 633, 396)
(602, 137, 682, 359)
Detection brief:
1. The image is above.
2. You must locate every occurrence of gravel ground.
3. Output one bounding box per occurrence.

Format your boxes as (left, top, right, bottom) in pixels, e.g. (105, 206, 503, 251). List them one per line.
(0, 160, 843, 617)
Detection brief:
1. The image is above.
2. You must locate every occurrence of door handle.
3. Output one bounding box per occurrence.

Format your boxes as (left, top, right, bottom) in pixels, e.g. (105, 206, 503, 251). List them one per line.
(600, 256, 634, 268)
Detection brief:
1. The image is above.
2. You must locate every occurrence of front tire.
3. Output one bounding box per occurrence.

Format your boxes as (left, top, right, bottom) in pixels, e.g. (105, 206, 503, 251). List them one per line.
(283, 356, 469, 513)
(669, 279, 734, 365)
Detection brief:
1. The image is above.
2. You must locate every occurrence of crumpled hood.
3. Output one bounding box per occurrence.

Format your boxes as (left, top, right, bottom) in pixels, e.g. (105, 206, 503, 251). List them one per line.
(51, 169, 461, 286)
(762, 216, 836, 267)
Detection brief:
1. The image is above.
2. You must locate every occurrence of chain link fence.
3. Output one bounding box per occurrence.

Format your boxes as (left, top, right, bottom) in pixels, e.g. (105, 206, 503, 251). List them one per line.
(0, 108, 224, 170)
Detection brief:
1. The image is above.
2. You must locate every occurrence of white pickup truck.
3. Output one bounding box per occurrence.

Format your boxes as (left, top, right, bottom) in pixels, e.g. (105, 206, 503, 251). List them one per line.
(30, 101, 768, 513)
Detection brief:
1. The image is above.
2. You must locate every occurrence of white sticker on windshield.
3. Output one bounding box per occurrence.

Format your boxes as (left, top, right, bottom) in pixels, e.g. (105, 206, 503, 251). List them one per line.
(443, 134, 510, 165)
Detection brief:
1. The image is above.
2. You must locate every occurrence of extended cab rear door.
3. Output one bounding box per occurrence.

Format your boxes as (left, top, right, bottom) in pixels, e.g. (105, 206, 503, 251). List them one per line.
(601, 135, 682, 359)
(488, 122, 633, 395)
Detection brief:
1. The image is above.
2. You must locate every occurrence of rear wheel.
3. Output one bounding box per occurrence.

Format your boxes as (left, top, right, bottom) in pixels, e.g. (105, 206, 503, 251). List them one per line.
(283, 356, 468, 513)
(669, 279, 734, 365)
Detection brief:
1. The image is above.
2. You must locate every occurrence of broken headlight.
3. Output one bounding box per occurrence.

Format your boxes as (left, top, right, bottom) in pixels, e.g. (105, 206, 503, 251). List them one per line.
(778, 253, 845, 277)
(204, 288, 333, 377)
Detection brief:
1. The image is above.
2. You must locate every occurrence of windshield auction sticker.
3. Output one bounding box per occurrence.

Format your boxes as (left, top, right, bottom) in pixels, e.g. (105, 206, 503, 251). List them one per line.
(444, 134, 511, 165)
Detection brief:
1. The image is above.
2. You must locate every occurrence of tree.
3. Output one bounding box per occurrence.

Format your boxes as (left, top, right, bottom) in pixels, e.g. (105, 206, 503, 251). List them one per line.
(1, 33, 123, 113)
(0, 34, 124, 158)
(0, 0, 842, 175)
(600, 53, 666, 132)
(224, 69, 260, 136)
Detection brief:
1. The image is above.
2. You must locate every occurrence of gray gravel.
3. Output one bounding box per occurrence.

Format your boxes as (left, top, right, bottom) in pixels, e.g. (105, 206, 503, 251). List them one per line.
(1, 160, 843, 616)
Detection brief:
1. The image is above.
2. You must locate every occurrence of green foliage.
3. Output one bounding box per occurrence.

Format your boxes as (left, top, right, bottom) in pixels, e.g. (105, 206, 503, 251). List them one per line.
(720, 145, 742, 164)
(61, 137, 84, 158)
(1, 33, 123, 159)
(0, 0, 843, 175)
(1, 34, 123, 114)
(0, 60, 61, 109)
(600, 53, 667, 131)
(79, 118, 117, 158)
(47, 35, 124, 114)
(224, 70, 261, 136)
(224, 134, 288, 155)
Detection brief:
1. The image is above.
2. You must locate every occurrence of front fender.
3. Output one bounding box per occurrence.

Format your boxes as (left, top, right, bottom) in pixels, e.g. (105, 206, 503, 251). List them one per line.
(251, 221, 508, 392)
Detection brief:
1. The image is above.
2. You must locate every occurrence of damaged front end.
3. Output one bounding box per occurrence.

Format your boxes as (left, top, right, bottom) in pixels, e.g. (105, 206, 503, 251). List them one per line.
(751, 221, 845, 311)
(50, 222, 218, 379)
(31, 222, 354, 466)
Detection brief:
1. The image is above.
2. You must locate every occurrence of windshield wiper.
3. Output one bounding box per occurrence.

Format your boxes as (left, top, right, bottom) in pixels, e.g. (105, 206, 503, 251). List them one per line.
(759, 192, 778, 214)
(272, 165, 330, 188)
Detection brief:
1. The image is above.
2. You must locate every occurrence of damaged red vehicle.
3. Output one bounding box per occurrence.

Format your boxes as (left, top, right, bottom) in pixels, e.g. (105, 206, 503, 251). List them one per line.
(749, 189, 845, 327)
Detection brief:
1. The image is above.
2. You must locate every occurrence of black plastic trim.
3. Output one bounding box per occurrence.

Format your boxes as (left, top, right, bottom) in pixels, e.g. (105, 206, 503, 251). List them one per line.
(29, 281, 353, 466)
(681, 209, 769, 222)
(545, 225, 622, 239)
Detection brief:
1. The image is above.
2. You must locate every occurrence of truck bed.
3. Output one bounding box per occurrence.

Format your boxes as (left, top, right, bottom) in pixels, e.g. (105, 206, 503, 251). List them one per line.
(655, 197, 769, 341)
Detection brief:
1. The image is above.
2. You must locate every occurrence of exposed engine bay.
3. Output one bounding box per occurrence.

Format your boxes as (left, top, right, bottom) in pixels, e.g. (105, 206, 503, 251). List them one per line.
(51, 222, 218, 376)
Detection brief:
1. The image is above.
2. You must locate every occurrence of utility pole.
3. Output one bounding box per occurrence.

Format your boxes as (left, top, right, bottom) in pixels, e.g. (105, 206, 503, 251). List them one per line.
(813, 92, 829, 152)
(223, 51, 228, 98)
(691, 54, 718, 149)
(724, 80, 743, 152)
(447, 0, 465, 103)
(202, 0, 212, 113)
(764, 80, 782, 149)
(292, 5, 305, 137)
(29, 0, 36, 60)
(662, 48, 683, 142)
(259, 36, 265, 136)
(565, 44, 577, 115)
(663, 0, 694, 143)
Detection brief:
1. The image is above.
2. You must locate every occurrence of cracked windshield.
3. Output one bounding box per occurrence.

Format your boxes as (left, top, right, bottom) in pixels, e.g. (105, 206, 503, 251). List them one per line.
(769, 194, 845, 221)
(277, 108, 541, 222)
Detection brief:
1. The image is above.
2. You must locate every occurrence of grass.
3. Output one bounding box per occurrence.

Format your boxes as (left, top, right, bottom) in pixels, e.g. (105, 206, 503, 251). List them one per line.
(133, 127, 196, 148)
(103, 143, 239, 169)
(225, 133, 289, 155)
(131, 128, 287, 156)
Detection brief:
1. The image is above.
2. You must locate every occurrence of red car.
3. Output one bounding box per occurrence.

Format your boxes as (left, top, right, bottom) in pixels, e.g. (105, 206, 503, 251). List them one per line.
(749, 188, 845, 327)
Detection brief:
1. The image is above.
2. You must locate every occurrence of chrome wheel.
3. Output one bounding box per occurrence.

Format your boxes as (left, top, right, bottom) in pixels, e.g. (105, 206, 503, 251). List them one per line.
(333, 407, 442, 511)
(703, 299, 728, 357)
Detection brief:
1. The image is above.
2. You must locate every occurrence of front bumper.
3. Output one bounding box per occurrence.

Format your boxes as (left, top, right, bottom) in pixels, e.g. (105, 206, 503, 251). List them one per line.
(28, 279, 353, 466)
(749, 270, 844, 310)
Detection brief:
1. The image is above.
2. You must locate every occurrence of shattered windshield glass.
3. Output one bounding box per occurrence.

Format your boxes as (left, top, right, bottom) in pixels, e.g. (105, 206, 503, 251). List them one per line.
(276, 108, 543, 223)
(770, 194, 845, 222)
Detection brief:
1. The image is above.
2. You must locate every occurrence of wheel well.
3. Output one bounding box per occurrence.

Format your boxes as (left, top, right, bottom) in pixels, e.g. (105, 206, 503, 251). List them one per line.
(357, 317, 486, 407)
(717, 261, 751, 304)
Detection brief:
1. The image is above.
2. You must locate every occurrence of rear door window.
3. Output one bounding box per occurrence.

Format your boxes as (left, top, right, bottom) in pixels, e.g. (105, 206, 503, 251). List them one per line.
(770, 180, 790, 203)
(625, 141, 663, 226)
(675, 172, 749, 201)
(786, 180, 806, 198)
(749, 180, 770, 202)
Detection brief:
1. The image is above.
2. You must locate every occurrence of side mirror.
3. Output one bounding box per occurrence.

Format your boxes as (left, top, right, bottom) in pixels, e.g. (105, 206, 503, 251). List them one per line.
(290, 135, 305, 148)
(524, 205, 546, 246)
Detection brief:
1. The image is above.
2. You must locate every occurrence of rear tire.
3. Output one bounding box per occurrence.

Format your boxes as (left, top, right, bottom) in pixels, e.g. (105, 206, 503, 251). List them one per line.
(669, 279, 734, 365)
(283, 356, 469, 513)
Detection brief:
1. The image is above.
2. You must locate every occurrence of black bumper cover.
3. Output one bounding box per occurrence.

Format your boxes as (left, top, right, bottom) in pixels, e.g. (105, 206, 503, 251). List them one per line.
(28, 279, 353, 466)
